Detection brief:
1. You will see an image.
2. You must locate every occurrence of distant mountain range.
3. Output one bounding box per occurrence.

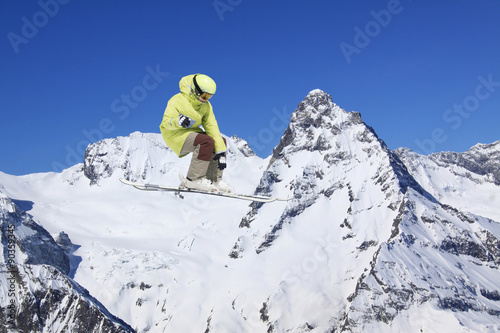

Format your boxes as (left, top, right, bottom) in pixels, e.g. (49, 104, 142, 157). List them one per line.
(1, 89, 499, 332)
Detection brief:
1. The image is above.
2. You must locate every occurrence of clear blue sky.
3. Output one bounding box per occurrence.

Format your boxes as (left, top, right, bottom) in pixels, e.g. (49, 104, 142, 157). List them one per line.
(1, 0, 499, 175)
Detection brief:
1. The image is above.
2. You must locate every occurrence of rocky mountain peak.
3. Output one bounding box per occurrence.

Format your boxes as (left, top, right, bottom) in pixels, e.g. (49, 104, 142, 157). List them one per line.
(230, 135, 256, 157)
(241, 91, 432, 256)
(270, 90, 357, 164)
(302, 88, 334, 108)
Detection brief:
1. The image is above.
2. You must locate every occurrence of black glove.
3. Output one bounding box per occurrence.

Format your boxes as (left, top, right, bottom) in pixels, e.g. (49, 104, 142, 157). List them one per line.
(178, 114, 191, 128)
(213, 152, 227, 170)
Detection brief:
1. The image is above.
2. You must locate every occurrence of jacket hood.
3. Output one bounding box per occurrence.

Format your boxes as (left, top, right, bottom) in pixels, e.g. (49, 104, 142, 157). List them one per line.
(179, 74, 205, 108)
(179, 74, 196, 95)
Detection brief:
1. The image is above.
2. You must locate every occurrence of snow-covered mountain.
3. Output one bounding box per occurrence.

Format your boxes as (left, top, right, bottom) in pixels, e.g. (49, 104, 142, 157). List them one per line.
(0, 192, 134, 332)
(1, 89, 499, 332)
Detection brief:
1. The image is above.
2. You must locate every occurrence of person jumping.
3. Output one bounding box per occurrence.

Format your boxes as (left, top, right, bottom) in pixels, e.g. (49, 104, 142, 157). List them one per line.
(159, 74, 234, 193)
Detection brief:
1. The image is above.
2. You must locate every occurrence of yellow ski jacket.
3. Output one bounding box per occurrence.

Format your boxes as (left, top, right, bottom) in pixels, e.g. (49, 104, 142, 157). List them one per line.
(160, 74, 226, 157)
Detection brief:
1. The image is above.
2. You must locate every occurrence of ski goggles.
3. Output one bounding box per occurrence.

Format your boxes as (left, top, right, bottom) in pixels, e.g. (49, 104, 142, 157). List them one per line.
(198, 92, 213, 103)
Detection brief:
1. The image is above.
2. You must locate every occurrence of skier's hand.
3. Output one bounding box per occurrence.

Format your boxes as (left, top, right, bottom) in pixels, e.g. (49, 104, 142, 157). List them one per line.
(214, 152, 227, 170)
(178, 114, 191, 128)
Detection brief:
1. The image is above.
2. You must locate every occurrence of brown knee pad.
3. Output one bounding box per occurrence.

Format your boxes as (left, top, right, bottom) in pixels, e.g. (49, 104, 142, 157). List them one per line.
(193, 134, 215, 161)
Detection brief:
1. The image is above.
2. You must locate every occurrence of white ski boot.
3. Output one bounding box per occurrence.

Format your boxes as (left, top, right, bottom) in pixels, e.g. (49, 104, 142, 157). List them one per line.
(183, 177, 217, 192)
(213, 180, 235, 194)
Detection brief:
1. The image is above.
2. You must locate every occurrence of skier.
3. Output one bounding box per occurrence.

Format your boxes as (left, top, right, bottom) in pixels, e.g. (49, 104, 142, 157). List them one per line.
(159, 74, 234, 193)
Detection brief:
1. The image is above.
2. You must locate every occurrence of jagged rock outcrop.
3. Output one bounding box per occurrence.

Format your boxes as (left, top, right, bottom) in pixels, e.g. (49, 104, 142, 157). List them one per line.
(0, 196, 70, 275)
(231, 135, 257, 157)
(55, 231, 73, 255)
(395, 140, 500, 187)
(431, 141, 500, 185)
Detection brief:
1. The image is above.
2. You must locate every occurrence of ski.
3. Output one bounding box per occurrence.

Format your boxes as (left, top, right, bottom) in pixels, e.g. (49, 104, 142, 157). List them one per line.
(119, 178, 291, 203)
